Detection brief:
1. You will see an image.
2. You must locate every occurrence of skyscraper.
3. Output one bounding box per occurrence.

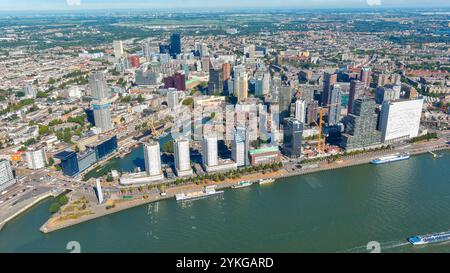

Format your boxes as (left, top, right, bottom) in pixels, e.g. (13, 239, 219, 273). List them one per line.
(93, 102, 113, 133)
(232, 127, 249, 167)
(167, 90, 179, 109)
(375, 85, 401, 104)
(0, 159, 16, 191)
(255, 71, 270, 97)
(89, 72, 109, 100)
(169, 33, 181, 58)
(222, 62, 231, 81)
(295, 99, 306, 124)
(328, 84, 342, 125)
(306, 101, 319, 125)
(348, 80, 365, 114)
(340, 98, 382, 150)
(360, 67, 372, 88)
(113, 40, 124, 59)
(144, 141, 163, 177)
(174, 138, 193, 177)
(208, 66, 224, 95)
(164, 72, 186, 91)
(279, 85, 293, 123)
(322, 72, 337, 106)
(202, 135, 218, 168)
(379, 99, 423, 143)
(237, 73, 248, 101)
(282, 118, 303, 158)
(233, 65, 248, 101)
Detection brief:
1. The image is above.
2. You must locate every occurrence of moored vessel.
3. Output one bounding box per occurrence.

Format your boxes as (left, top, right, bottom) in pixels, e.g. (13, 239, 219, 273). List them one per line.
(231, 181, 252, 189)
(258, 178, 275, 185)
(371, 153, 410, 165)
(175, 185, 223, 201)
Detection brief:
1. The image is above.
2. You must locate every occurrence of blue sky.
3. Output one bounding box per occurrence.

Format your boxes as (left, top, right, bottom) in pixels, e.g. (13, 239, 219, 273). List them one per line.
(1, 0, 450, 11)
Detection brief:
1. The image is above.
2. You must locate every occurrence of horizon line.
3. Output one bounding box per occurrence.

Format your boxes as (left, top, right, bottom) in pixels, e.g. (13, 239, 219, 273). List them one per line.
(1, 6, 450, 13)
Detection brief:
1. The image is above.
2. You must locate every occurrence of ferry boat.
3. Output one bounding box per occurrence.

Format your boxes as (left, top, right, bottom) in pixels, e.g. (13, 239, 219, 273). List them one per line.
(370, 153, 410, 165)
(231, 181, 252, 189)
(408, 231, 450, 245)
(258, 178, 275, 185)
(175, 185, 223, 201)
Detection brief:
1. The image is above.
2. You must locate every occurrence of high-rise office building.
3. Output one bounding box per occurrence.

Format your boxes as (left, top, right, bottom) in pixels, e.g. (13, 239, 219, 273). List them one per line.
(360, 67, 372, 88)
(322, 72, 337, 106)
(0, 159, 16, 191)
(113, 40, 124, 59)
(169, 33, 181, 58)
(164, 72, 186, 91)
(208, 67, 224, 95)
(379, 99, 423, 143)
(328, 84, 342, 125)
(233, 65, 248, 101)
(232, 127, 249, 167)
(222, 62, 231, 81)
(174, 138, 193, 177)
(167, 90, 179, 109)
(26, 147, 47, 170)
(236, 73, 248, 101)
(201, 56, 210, 73)
(144, 141, 163, 177)
(375, 85, 401, 104)
(279, 86, 293, 123)
(295, 99, 306, 124)
(282, 118, 303, 158)
(306, 101, 319, 125)
(202, 135, 218, 168)
(340, 98, 381, 150)
(255, 71, 270, 97)
(93, 102, 113, 133)
(348, 80, 365, 114)
(54, 151, 79, 177)
(89, 72, 109, 100)
(143, 39, 152, 61)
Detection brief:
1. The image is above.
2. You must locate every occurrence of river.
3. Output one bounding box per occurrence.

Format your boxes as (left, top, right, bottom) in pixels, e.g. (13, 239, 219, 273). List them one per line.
(0, 151, 449, 253)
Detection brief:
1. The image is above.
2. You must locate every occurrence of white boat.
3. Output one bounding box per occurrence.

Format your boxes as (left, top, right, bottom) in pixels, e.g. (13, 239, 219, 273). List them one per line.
(258, 178, 275, 185)
(371, 153, 410, 165)
(175, 185, 223, 201)
(231, 181, 252, 189)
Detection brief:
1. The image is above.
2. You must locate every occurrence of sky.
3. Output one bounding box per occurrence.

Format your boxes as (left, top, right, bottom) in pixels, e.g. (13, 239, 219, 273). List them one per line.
(0, 0, 450, 11)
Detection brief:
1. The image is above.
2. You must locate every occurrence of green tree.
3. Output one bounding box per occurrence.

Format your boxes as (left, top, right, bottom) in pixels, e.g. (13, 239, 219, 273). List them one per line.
(162, 141, 174, 154)
(49, 203, 60, 214)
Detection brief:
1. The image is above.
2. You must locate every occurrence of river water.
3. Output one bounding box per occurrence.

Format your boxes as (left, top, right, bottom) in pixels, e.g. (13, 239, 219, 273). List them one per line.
(0, 151, 449, 253)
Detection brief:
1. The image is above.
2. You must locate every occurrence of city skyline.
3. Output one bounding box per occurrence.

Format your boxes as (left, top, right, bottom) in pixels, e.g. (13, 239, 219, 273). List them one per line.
(1, 0, 450, 11)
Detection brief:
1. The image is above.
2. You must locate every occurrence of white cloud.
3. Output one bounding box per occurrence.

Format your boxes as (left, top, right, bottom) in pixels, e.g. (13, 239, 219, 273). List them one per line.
(367, 0, 382, 6)
(66, 0, 81, 6)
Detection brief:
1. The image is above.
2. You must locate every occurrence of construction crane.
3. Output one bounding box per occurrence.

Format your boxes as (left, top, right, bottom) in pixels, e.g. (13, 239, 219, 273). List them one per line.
(147, 118, 162, 138)
(312, 102, 342, 154)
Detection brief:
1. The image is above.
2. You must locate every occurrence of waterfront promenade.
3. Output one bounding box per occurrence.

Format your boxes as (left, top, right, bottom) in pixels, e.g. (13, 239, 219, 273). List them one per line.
(38, 139, 450, 234)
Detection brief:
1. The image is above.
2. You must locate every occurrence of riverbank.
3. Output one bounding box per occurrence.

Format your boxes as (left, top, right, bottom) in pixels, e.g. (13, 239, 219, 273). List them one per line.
(39, 141, 450, 234)
(0, 189, 64, 232)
